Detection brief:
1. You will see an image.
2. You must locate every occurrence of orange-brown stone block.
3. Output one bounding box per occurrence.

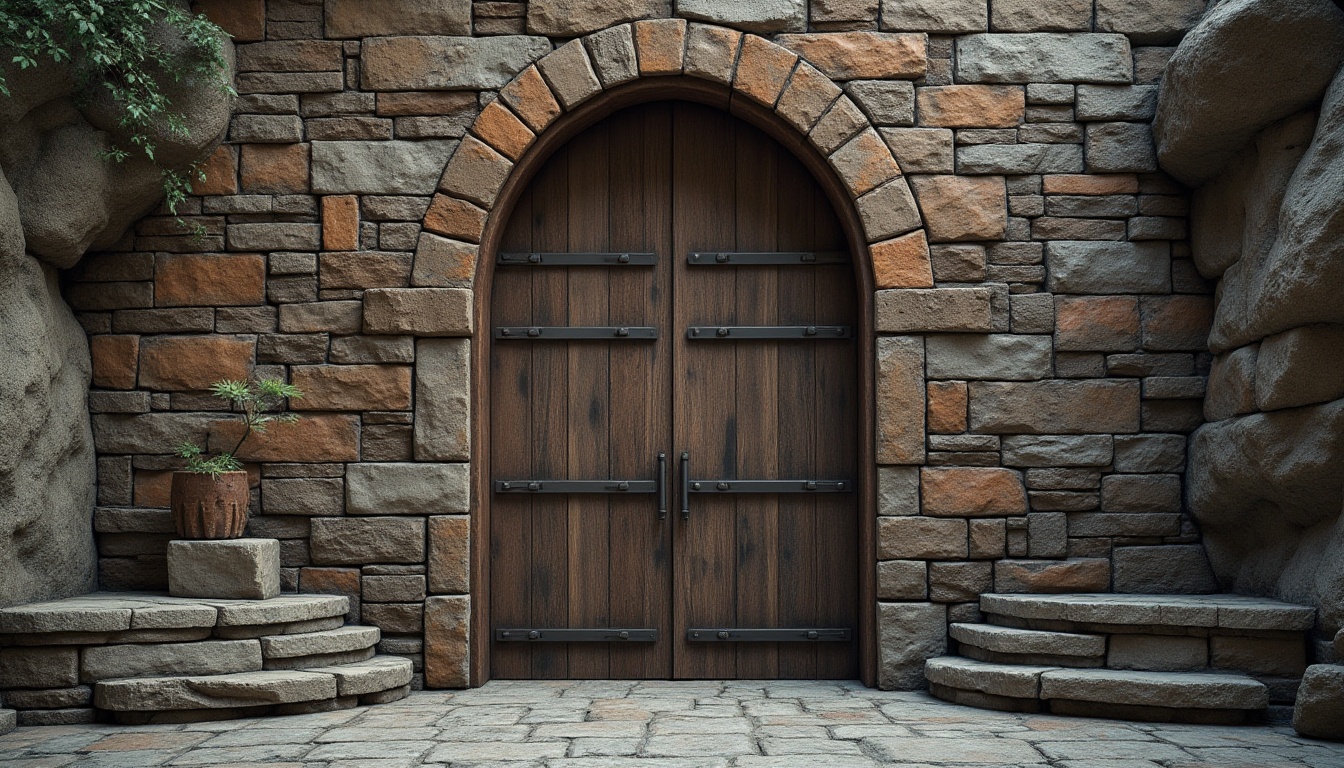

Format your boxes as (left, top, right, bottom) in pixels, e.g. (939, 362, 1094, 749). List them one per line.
(994, 558, 1111, 593)
(133, 469, 174, 508)
(192, 145, 239, 196)
(472, 100, 535, 161)
(635, 19, 687, 75)
(830, 128, 902, 197)
(428, 515, 470, 594)
(193, 0, 265, 42)
(291, 365, 413, 411)
(241, 143, 309, 195)
(321, 195, 360, 252)
(774, 61, 842, 134)
(922, 467, 1028, 517)
(499, 65, 561, 133)
(733, 34, 799, 107)
(138, 336, 254, 391)
(320, 252, 412, 289)
(917, 85, 1025, 128)
(776, 32, 926, 80)
(299, 567, 361, 622)
(927, 380, 968, 434)
(1042, 174, 1140, 195)
(425, 595, 469, 688)
(910, 175, 1007, 242)
(211, 413, 361, 463)
(155, 254, 266, 307)
(1142, 295, 1214, 352)
(876, 336, 925, 464)
(423, 195, 488, 244)
(91, 335, 140, 390)
(1056, 296, 1140, 352)
(871, 231, 933, 289)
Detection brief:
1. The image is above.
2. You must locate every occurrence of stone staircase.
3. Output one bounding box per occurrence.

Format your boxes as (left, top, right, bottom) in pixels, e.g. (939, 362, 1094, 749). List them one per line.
(926, 593, 1317, 724)
(0, 593, 413, 726)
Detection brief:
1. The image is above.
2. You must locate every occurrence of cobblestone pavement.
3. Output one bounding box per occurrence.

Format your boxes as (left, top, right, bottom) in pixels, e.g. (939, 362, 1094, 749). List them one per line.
(4, 680, 1344, 767)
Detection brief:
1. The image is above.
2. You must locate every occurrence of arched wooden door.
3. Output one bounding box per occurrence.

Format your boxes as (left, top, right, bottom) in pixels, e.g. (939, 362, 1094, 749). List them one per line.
(488, 101, 858, 680)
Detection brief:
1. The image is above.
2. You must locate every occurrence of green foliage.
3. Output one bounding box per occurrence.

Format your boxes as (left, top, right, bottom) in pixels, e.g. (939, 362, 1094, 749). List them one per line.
(178, 378, 304, 477)
(0, 1, 234, 213)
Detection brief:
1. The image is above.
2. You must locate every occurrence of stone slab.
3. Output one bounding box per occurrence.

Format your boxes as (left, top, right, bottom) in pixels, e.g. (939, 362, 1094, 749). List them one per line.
(361, 36, 552, 90)
(94, 670, 338, 711)
(82, 640, 263, 683)
(168, 539, 281, 601)
(925, 656, 1052, 699)
(307, 657, 414, 696)
(312, 140, 456, 195)
(950, 622, 1103, 658)
(0, 708, 14, 734)
(1294, 663, 1344, 740)
(956, 33, 1132, 84)
(261, 626, 380, 659)
(980, 593, 1316, 631)
(1039, 668, 1268, 709)
(212, 595, 350, 627)
(345, 462, 469, 515)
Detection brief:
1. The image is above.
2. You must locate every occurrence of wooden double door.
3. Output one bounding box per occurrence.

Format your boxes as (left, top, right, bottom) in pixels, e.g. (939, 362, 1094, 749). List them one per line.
(488, 102, 858, 680)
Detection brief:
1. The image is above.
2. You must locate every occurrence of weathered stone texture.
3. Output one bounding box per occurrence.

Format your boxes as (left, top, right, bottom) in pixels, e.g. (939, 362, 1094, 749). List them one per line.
(528, 0, 670, 36)
(168, 539, 281, 600)
(361, 36, 552, 91)
(955, 34, 1133, 84)
(312, 141, 456, 195)
(677, 0, 806, 33)
(415, 339, 471, 461)
(879, 602, 947, 690)
(876, 337, 925, 464)
(326, 0, 471, 37)
(346, 463, 469, 516)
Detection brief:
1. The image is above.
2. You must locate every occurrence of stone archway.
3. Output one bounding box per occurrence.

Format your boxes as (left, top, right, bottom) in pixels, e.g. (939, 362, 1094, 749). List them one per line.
(413, 20, 953, 688)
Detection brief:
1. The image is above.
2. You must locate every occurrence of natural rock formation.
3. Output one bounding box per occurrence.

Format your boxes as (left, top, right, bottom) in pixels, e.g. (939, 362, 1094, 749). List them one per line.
(1160, 0, 1344, 656)
(0, 13, 233, 608)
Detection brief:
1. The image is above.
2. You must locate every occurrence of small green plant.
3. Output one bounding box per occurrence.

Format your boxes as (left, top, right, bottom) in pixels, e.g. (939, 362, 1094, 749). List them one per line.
(0, 1, 234, 213)
(177, 379, 303, 478)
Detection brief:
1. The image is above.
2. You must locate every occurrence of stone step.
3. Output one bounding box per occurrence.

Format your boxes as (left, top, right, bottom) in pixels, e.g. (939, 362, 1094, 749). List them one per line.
(305, 657, 413, 697)
(980, 593, 1316, 633)
(950, 622, 1103, 667)
(0, 708, 15, 735)
(260, 626, 380, 659)
(926, 656, 1271, 724)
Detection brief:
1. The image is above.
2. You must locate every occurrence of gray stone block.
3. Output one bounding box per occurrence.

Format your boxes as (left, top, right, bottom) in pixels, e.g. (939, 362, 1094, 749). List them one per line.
(312, 140, 457, 195)
(306, 657, 414, 697)
(584, 24, 639, 88)
(956, 143, 1083, 174)
(1113, 545, 1217, 594)
(925, 656, 1049, 699)
(260, 626, 380, 659)
(878, 467, 920, 516)
(82, 640, 263, 682)
(527, 0, 669, 36)
(880, 0, 987, 33)
(0, 709, 14, 735)
(676, 0, 805, 33)
(846, 81, 915, 126)
(168, 539, 281, 600)
(0, 647, 78, 689)
(990, 0, 1090, 32)
(415, 339, 471, 461)
(16, 708, 95, 726)
(1039, 668, 1267, 709)
(876, 288, 994, 333)
(1101, 474, 1181, 512)
(214, 595, 350, 627)
(261, 477, 345, 517)
(926, 334, 1052, 381)
(2, 686, 92, 709)
(1095, 0, 1205, 45)
(878, 560, 927, 600)
(310, 517, 427, 565)
(1046, 241, 1171, 295)
(1295, 664, 1344, 739)
(955, 33, 1132, 84)
(974, 381, 1140, 435)
(1086, 122, 1158, 173)
(1076, 85, 1159, 121)
(1107, 633, 1208, 671)
(878, 602, 947, 690)
(951, 622, 1103, 658)
(1113, 434, 1186, 473)
(94, 670, 338, 712)
(361, 35, 552, 89)
(345, 462, 469, 515)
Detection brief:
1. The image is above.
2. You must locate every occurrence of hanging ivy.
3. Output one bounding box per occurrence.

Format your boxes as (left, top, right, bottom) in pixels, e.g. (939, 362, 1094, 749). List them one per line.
(0, 1, 233, 213)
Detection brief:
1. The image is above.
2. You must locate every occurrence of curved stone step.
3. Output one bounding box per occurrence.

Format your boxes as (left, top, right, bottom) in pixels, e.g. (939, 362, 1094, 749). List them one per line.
(261, 626, 380, 659)
(980, 593, 1316, 632)
(950, 622, 1103, 667)
(1040, 667, 1269, 710)
(304, 657, 413, 697)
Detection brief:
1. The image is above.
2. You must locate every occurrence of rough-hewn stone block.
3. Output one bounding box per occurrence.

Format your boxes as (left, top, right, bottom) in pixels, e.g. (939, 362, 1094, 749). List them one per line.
(428, 515, 470, 595)
(684, 22, 743, 84)
(82, 640, 262, 682)
(361, 36, 551, 90)
(910, 175, 1007, 242)
(529, 0, 670, 36)
(733, 34, 798, 107)
(1002, 435, 1113, 467)
(856, 178, 923, 241)
(312, 141, 456, 195)
(876, 288, 994, 333)
(879, 517, 968, 559)
(880, 0, 986, 33)
(364, 288, 473, 337)
(537, 40, 602, 110)
(925, 334, 1051, 381)
(291, 365, 413, 411)
(415, 339, 471, 461)
(585, 24, 639, 88)
(346, 462, 469, 516)
(876, 336, 925, 464)
(994, 558, 1111, 592)
(777, 32, 926, 80)
(970, 381, 1141, 434)
(168, 539, 281, 600)
(677, 0, 806, 33)
(326, 0, 471, 37)
(955, 33, 1132, 84)
(871, 231, 933, 289)
(310, 517, 426, 565)
(922, 468, 1027, 517)
(878, 602, 947, 690)
(1046, 241, 1171, 295)
(425, 595, 470, 688)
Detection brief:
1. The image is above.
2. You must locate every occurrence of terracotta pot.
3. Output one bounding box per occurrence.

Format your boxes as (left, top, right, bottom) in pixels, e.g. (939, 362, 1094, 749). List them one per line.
(171, 471, 250, 539)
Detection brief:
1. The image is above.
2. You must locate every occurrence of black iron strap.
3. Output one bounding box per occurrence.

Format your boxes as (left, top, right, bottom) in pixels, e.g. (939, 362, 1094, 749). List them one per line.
(688, 252, 849, 265)
(687, 628, 852, 642)
(688, 480, 851, 493)
(496, 628, 659, 642)
(686, 326, 850, 340)
(495, 326, 658, 340)
(498, 252, 657, 266)
(495, 480, 657, 493)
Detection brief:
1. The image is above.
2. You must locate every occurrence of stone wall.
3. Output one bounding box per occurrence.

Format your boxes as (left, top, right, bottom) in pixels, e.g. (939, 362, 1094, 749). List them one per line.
(70, 0, 1215, 688)
(1154, 0, 1344, 648)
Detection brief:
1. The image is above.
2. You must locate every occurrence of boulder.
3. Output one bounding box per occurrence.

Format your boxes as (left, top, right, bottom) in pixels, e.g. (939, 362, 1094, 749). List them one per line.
(1188, 399, 1344, 634)
(1153, 0, 1344, 186)
(1294, 664, 1344, 740)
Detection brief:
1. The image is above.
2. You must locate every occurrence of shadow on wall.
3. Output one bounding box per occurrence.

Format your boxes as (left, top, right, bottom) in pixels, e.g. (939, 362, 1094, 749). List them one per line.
(1153, 0, 1344, 637)
(0, 22, 234, 608)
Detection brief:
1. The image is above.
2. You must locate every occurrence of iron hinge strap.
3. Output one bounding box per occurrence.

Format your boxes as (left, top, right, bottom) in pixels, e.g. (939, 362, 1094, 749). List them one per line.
(494, 480, 657, 493)
(497, 252, 657, 266)
(686, 326, 850, 340)
(495, 628, 659, 642)
(686, 628, 852, 642)
(495, 326, 659, 340)
(687, 480, 852, 493)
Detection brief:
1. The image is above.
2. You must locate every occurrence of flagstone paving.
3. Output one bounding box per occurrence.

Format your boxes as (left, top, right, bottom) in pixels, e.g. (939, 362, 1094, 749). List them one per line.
(2, 680, 1343, 767)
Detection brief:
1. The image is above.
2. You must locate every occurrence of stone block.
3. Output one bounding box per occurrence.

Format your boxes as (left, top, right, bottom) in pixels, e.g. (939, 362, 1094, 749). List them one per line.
(413, 233, 476, 288)
(211, 414, 360, 464)
(310, 517, 426, 565)
(677, 0, 806, 33)
(500, 66, 562, 133)
(684, 22, 743, 84)
(425, 595, 470, 688)
(990, 0, 1090, 31)
(917, 85, 1024, 128)
(168, 539, 281, 600)
(1001, 435, 1113, 467)
(1112, 434, 1185, 473)
(363, 574, 427, 603)
(0, 648, 79, 689)
(346, 462, 469, 515)
(927, 380, 968, 434)
(291, 365, 413, 412)
(878, 560, 927, 600)
(909, 175, 1007, 242)
(1086, 122, 1158, 173)
(1040, 668, 1267, 710)
(925, 334, 1051, 381)
(846, 81, 915, 126)
(878, 517, 968, 559)
(1212, 635, 1307, 677)
(584, 24, 639, 88)
(925, 656, 1048, 699)
(1254, 324, 1344, 412)
(876, 288, 993, 333)
(469, 103, 533, 164)
(1295, 664, 1344, 740)
(970, 381, 1140, 434)
(993, 558, 1111, 592)
(881, 128, 954, 174)
(361, 36, 551, 90)
(326, 0, 471, 37)
(261, 626, 379, 659)
(439, 136, 512, 208)
(880, 0, 986, 33)
(278, 301, 363, 335)
(308, 657, 413, 697)
(94, 670, 337, 711)
(310, 141, 455, 196)
(878, 602, 947, 690)
(876, 337, 926, 464)
(260, 477, 344, 517)
(733, 33, 798, 107)
(969, 518, 1006, 559)
(871, 231, 933, 289)
(830, 129, 901, 197)
(1056, 296, 1139, 353)
(1101, 474, 1180, 512)
(956, 143, 1083, 175)
(364, 288, 473, 337)
(138, 336, 253, 392)
(1046, 241, 1171, 295)
(82, 640, 262, 682)
(2, 687, 91, 709)
(634, 19, 687, 75)
(1027, 512, 1067, 558)
(537, 40, 602, 111)
(856, 178, 923, 241)
(329, 337, 415, 366)
(155, 254, 266, 308)
(528, 0, 669, 36)
(955, 33, 1132, 84)
(922, 468, 1027, 517)
(1108, 634, 1207, 672)
(424, 195, 488, 244)
(951, 622, 1103, 658)
(1076, 85, 1159, 121)
(429, 515, 470, 594)
(1095, 0, 1204, 45)
(415, 339, 471, 461)
(929, 561, 992, 602)
(777, 32, 926, 80)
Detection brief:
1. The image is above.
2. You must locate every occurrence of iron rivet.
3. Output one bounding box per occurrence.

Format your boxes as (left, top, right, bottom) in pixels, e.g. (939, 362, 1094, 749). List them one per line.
(616, 327, 629, 337)
(837, 482, 845, 491)
(528, 482, 540, 491)
(717, 631, 730, 639)
(501, 328, 512, 336)
(692, 631, 701, 638)
(502, 631, 511, 637)
(717, 327, 729, 337)
(806, 326, 817, 336)
(806, 481, 817, 491)
(618, 254, 630, 263)
(716, 253, 730, 263)
(501, 482, 511, 490)
(618, 482, 629, 491)
(691, 328, 700, 337)
(693, 482, 701, 491)
(528, 254, 541, 263)
(527, 328, 540, 337)
(717, 482, 729, 491)
(528, 630, 540, 640)
(807, 631, 819, 640)
(619, 631, 630, 639)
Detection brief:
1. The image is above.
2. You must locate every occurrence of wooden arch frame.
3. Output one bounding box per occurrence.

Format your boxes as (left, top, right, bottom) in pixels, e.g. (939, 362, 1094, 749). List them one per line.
(424, 25, 932, 687)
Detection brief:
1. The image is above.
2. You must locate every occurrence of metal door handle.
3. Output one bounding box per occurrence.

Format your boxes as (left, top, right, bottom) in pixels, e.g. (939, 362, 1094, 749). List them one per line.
(680, 452, 690, 521)
(657, 453, 668, 520)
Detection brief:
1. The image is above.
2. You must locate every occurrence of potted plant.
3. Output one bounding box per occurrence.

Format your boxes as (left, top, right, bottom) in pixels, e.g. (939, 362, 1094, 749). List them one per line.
(173, 378, 303, 539)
